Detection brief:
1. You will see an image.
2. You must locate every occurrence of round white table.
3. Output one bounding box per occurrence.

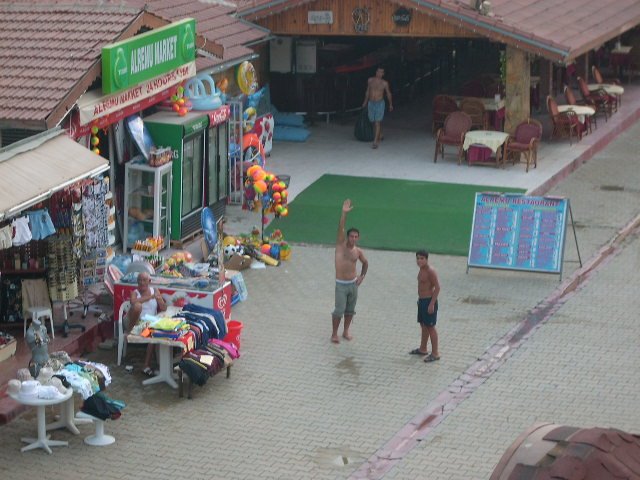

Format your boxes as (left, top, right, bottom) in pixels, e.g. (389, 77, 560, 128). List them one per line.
(463, 131, 510, 167)
(588, 83, 624, 95)
(9, 389, 73, 454)
(557, 105, 595, 124)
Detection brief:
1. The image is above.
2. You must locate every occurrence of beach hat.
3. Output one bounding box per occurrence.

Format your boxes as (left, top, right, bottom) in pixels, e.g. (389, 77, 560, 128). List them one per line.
(19, 380, 40, 398)
(7, 379, 21, 396)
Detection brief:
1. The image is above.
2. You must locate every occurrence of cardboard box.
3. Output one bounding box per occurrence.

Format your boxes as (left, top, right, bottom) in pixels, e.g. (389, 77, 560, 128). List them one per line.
(225, 254, 251, 271)
(0, 338, 17, 363)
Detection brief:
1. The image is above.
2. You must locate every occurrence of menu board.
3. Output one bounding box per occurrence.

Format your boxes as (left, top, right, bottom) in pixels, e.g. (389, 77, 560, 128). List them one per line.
(467, 193, 569, 273)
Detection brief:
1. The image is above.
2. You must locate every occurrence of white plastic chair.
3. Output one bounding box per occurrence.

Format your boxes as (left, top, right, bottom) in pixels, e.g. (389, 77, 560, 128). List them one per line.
(117, 301, 131, 366)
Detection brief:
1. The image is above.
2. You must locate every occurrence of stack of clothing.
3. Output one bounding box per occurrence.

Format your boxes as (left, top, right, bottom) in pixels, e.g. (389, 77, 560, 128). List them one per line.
(175, 304, 227, 350)
(178, 340, 238, 386)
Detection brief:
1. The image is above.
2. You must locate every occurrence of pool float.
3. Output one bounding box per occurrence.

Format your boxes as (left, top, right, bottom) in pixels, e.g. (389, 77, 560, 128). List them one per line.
(237, 61, 258, 95)
(184, 73, 222, 110)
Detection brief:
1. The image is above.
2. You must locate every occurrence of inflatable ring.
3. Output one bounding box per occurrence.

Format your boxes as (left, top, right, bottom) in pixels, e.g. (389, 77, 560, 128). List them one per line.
(243, 107, 257, 133)
(237, 61, 257, 96)
(241, 133, 265, 168)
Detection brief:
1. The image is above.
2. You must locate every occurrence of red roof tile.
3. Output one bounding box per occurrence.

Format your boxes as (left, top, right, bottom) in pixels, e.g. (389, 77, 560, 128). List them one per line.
(136, 0, 270, 68)
(0, 2, 144, 128)
(237, 0, 640, 63)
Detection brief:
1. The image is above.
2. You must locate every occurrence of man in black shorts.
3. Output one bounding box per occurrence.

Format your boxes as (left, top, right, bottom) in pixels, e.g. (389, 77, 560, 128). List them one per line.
(409, 249, 441, 362)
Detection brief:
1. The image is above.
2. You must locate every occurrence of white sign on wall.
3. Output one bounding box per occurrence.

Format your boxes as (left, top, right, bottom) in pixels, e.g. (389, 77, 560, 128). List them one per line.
(295, 41, 317, 74)
(308, 11, 333, 24)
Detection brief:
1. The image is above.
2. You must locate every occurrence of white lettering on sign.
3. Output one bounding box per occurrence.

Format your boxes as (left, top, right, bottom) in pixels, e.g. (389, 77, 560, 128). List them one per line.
(308, 11, 333, 24)
(130, 35, 178, 75)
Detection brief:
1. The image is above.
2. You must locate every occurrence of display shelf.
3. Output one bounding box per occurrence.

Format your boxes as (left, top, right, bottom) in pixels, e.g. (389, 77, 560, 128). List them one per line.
(123, 159, 172, 252)
(0, 268, 47, 275)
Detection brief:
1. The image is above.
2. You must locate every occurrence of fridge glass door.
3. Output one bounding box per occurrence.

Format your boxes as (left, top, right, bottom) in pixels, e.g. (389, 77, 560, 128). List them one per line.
(181, 133, 204, 217)
(207, 126, 219, 205)
(218, 122, 229, 200)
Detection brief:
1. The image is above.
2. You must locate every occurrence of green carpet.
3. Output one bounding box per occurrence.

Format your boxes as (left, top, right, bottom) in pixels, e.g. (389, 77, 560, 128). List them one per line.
(267, 174, 525, 256)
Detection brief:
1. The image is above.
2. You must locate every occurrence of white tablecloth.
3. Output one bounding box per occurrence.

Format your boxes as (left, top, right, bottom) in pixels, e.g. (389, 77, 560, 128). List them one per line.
(463, 131, 509, 153)
(557, 105, 595, 123)
(588, 83, 624, 95)
(454, 96, 505, 112)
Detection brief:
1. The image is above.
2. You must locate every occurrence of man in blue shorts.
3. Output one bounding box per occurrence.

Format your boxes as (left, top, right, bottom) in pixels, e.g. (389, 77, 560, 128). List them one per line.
(409, 249, 441, 362)
(362, 66, 393, 149)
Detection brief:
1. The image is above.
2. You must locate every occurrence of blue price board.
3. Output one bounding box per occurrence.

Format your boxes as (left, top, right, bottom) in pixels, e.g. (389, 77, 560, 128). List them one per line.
(467, 193, 569, 274)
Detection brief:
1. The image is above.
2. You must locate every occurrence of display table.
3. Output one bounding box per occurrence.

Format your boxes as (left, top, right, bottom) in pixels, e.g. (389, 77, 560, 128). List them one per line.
(9, 389, 73, 454)
(463, 131, 510, 167)
(126, 335, 188, 389)
(46, 393, 91, 435)
(114, 277, 232, 324)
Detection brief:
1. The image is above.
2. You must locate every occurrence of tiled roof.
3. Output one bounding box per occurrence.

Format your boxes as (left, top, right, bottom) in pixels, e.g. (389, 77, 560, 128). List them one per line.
(129, 0, 271, 69)
(0, 3, 144, 128)
(236, 0, 640, 63)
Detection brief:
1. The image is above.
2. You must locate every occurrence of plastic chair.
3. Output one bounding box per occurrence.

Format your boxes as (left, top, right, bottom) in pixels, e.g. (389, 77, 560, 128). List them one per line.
(117, 301, 131, 366)
(24, 307, 55, 339)
(434, 111, 472, 164)
(505, 118, 543, 172)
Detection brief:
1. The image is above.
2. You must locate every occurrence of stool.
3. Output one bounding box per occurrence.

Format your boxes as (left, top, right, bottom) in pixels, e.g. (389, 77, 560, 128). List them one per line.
(25, 307, 55, 339)
(75, 411, 115, 446)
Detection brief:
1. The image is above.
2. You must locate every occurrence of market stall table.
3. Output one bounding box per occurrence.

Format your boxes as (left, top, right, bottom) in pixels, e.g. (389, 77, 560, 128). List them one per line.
(46, 393, 92, 435)
(126, 334, 189, 389)
(8, 388, 73, 454)
(463, 130, 510, 167)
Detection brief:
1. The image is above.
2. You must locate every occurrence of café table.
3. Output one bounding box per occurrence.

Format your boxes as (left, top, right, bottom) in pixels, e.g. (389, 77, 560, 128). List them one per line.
(557, 105, 595, 134)
(8, 388, 73, 454)
(588, 83, 624, 96)
(463, 130, 510, 168)
(454, 96, 506, 130)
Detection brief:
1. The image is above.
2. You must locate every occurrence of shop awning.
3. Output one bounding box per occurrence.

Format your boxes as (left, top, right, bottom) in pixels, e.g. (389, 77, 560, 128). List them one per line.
(0, 129, 109, 221)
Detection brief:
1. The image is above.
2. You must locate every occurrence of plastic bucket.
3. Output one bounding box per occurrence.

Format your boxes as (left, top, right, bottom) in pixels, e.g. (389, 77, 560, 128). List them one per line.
(276, 174, 290, 187)
(224, 320, 244, 350)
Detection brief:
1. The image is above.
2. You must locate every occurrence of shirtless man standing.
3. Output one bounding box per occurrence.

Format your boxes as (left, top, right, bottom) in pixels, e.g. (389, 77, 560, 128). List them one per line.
(362, 66, 393, 149)
(409, 249, 441, 362)
(332, 199, 368, 343)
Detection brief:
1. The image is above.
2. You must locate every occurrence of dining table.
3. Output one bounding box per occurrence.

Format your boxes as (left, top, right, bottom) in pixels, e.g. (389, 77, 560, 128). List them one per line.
(454, 96, 506, 130)
(463, 130, 510, 168)
(557, 104, 595, 134)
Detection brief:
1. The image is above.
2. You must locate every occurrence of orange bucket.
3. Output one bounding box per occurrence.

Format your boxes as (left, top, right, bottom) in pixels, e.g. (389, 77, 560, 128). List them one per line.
(224, 320, 244, 350)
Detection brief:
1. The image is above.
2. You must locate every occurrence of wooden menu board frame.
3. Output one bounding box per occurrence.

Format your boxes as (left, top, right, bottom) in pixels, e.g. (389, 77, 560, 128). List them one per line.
(466, 193, 581, 279)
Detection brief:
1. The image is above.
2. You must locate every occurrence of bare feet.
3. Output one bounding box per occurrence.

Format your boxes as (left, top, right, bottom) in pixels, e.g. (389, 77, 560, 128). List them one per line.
(331, 335, 340, 344)
(372, 143, 378, 149)
(342, 332, 353, 341)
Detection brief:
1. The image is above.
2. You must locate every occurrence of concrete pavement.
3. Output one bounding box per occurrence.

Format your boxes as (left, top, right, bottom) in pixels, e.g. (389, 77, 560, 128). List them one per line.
(1, 94, 639, 479)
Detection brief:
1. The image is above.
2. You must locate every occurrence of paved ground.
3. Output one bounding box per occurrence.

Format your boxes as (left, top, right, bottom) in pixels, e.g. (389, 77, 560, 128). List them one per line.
(1, 100, 639, 479)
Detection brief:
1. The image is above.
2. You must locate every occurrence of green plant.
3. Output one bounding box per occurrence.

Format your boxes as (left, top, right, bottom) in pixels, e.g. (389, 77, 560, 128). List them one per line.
(499, 50, 506, 86)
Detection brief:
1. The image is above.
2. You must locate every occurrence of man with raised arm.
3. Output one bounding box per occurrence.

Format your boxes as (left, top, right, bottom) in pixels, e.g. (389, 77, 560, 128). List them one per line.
(332, 199, 368, 343)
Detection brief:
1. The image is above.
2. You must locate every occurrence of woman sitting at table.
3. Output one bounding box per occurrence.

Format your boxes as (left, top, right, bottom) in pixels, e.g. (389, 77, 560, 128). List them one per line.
(128, 272, 167, 376)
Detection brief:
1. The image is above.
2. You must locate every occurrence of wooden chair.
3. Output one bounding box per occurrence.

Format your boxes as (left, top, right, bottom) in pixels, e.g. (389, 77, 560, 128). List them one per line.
(460, 97, 488, 130)
(591, 65, 622, 108)
(564, 85, 595, 132)
(577, 76, 612, 121)
(546, 96, 584, 145)
(431, 94, 458, 134)
(505, 118, 543, 172)
(434, 111, 472, 164)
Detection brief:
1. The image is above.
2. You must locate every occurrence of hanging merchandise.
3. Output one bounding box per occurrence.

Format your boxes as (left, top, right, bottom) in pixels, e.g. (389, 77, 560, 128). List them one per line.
(11, 216, 32, 246)
(82, 178, 110, 251)
(47, 235, 78, 302)
(90, 124, 100, 155)
(26, 209, 56, 241)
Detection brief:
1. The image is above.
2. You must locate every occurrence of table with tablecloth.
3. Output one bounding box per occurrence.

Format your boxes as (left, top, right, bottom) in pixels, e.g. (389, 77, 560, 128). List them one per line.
(454, 96, 506, 130)
(463, 130, 510, 167)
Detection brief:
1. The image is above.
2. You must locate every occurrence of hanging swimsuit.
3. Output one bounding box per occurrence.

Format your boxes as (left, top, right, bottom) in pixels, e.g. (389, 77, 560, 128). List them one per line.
(27, 209, 56, 240)
(11, 216, 32, 246)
